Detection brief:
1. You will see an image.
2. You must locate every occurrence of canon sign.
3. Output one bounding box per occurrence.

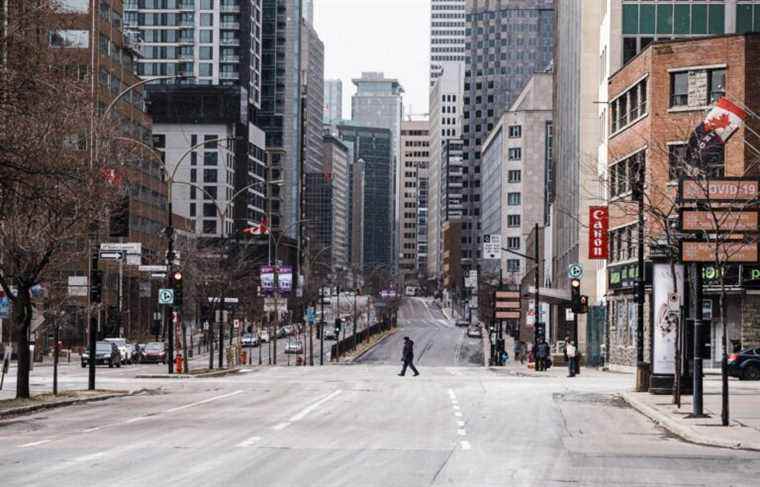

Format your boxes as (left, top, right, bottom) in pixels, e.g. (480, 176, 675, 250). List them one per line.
(588, 207, 609, 260)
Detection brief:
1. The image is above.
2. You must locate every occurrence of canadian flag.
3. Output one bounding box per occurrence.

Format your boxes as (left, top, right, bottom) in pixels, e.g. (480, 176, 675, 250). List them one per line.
(686, 97, 748, 167)
(243, 216, 270, 236)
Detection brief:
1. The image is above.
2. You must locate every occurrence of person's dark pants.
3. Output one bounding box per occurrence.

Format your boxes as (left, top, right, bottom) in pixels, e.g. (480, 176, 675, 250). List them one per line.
(568, 357, 576, 377)
(400, 359, 419, 376)
(536, 357, 545, 371)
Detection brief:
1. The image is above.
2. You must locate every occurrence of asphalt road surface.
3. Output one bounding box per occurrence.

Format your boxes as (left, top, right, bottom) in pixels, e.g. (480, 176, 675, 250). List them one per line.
(359, 297, 483, 368)
(3, 298, 759, 485)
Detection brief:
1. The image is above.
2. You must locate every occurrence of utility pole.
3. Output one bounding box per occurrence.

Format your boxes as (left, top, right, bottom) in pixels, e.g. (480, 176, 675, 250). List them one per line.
(689, 263, 707, 418)
(320, 287, 325, 365)
(353, 289, 358, 351)
(533, 223, 540, 350)
(635, 161, 648, 391)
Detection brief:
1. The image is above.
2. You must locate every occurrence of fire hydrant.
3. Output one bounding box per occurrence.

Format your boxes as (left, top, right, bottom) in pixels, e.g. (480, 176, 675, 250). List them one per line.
(174, 353, 184, 374)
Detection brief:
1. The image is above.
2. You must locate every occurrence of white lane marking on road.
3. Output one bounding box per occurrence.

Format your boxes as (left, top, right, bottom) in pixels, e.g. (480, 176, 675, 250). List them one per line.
(457, 421, 465, 427)
(454, 412, 463, 417)
(18, 439, 52, 448)
(124, 416, 148, 424)
(460, 440, 472, 450)
(272, 422, 290, 431)
(165, 390, 244, 413)
(289, 389, 342, 422)
(82, 426, 107, 433)
(447, 367, 462, 376)
(453, 405, 460, 411)
(72, 452, 106, 463)
(447, 388, 455, 397)
(236, 436, 262, 447)
(457, 428, 467, 436)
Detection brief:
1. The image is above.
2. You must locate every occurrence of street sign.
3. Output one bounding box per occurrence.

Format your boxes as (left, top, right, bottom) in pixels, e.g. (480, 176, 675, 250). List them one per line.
(67, 276, 88, 297)
(483, 234, 502, 260)
(158, 288, 174, 305)
(464, 271, 478, 289)
(306, 307, 316, 325)
(150, 273, 167, 280)
(494, 290, 520, 320)
(681, 240, 759, 263)
(567, 264, 584, 280)
(680, 209, 759, 233)
(99, 250, 125, 261)
(679, 178, 759, 203)
(139, 265, 168, 273)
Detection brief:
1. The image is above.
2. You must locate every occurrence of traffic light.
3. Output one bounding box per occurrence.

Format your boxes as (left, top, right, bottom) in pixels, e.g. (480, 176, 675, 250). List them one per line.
(173, 271, 183, 306)
(579, 295, 589, 314)
(335, 318, 342, 335)
(90, 270, 103, 304)
(570, 278, 581, 313)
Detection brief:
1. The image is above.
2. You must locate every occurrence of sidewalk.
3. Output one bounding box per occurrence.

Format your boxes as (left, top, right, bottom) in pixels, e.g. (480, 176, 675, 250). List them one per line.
(622, 380, 760, 451)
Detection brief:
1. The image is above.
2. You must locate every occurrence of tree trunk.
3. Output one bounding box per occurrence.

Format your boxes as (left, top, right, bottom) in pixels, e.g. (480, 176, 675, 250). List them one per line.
(14, 288, 32, 399)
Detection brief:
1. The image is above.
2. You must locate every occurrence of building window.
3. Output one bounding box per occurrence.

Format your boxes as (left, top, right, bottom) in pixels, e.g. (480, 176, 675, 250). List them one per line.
(508, 125, 522, 138)
(611, 77, 647, 134)
(670, 71, 688, 107)
(507, 192, 521, 206)
(203, 203, 216, 218)
(507, 237, 520, 250)
(708, 68, 726, 104)
(508, 170, 521, 183)
(609, 224, 638, 263)
(508, 148, 522, 161)
(507, 259, 520, 272)
(203, 220, 217, 234)
(507, 215, 521, 227)
(49, 30, 90, 48)
(668, 143, 687, 181)
(670, 68, 726, 108)
(610, 149, 645, 200)
(203, 168, 218, 183)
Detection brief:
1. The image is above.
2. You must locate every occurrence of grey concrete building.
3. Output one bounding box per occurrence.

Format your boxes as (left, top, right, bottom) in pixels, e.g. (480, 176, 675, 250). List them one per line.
(301, 19, 325, 175)
(256, 0, 303, 236)
(430, 0, 467, 83)
(480, 74, 552, 283)
(324, 79, 343, 124)
(400, 120, 431, 279)
(462, 0, 554, 270)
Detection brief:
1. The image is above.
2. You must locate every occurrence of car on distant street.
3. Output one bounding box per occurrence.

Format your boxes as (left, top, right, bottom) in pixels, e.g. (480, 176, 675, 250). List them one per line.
(81, 342, 121, 368)
(323, 327, 338, 340)
(285, 341, 304, 354)
(242, 334, 260, 348)
(728, 347, 760, 380)
(259, 331, 270, 343)
(139, 342, 167, 364)
(467, 326, 483, 338)
(104, 338, 129, 365)
(455, 320, 469, 328)
(276, 327, 289, 338)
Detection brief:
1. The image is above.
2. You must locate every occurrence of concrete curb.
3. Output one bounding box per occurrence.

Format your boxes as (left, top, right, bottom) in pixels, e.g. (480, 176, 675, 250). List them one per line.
(135, 368, 241, 379)
(620, 392, 760, 452)
(348, 328, 398, 364)
(0, 392, 129, 420)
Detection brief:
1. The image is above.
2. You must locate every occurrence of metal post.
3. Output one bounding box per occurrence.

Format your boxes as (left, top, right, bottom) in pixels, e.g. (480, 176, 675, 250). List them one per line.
(534, 223, 540, 350)
(273, 266, 279, 365)
(635, 168, 648, 391)
(166, 201, 175, 375)
(218, 297, 224, 368)
(88, 250, 97, 390)
(53, 323, 59, 396)
(691, 263, 707, 417)
(353, 290, 358, 351)
(320, 287, 325, 365)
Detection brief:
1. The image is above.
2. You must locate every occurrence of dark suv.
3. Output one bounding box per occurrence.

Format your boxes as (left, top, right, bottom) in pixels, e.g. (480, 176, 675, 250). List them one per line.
(728, 347, 760, 380)
(81, 342, 121, 368)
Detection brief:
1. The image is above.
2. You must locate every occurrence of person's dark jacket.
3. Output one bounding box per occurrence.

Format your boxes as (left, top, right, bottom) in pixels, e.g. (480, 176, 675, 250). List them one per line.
(536, 342, 550, 358)
(402, 340, 414, 362)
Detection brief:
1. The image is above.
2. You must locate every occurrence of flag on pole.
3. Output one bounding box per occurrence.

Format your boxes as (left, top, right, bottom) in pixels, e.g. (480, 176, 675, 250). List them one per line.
(243, 216, 269, 236)
(686, 97, 748, 168)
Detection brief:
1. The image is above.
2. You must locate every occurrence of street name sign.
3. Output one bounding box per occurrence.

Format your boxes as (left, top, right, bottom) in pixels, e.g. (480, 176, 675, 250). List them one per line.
(139, 265, 168, 273)
(483, 234, 502, 260)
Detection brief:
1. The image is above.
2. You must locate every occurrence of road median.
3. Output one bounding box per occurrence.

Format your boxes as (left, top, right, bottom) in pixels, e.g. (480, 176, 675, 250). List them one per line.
(135, 368, 241, 379)
(343, 328, 398, 363)
(0, 390, 130, 419)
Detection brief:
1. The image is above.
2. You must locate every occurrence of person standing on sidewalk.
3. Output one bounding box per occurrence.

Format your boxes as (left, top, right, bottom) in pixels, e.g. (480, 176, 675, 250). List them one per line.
(399, 337, 419, 377)
(535, 339, 550, 371)
(566, 340, 577, 377)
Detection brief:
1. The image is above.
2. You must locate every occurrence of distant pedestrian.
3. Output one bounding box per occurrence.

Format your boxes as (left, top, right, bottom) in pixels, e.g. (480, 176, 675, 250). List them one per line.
(535, 339, 550, 372)
(399, 336, 419, 376)
(566, 340, 577, 378)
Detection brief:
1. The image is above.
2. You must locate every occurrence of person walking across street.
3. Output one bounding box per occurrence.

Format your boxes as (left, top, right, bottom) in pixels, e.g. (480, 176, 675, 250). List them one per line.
(399, 336, 419, 377)
(535, 339, 550, 372)
(566, 340, 577, 377)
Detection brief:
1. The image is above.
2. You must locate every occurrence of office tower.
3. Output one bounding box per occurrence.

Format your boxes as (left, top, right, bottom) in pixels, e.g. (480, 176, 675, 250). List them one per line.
(256, 0, 303, 236)
(427, 62, 464, 279)
(303, 0, 314, 25)
(462, 0, 554, 268)
(337, 124, 394, 271)
(430, 0, 466, 83)
(399, 120, 430, 278)
(301, 19, 325, 175)
(324, 79, 343, 124)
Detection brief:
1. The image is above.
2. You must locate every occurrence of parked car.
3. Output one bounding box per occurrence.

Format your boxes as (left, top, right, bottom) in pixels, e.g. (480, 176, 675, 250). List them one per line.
(284, 324, 296, 336)
(104, 338, 129, 365)
(259, 331, 270, 343)
(728, 347, 760, 380)
(139, 342, 167, 364)
(242, 334, 260, 348)
(467, 326, 483, 338)
(455, 320, 469, 328)
(276, 327, 289, 339)
(323, 327, 338, 340)
(81, 342, 121, 368)
(285, 341, 304, 354)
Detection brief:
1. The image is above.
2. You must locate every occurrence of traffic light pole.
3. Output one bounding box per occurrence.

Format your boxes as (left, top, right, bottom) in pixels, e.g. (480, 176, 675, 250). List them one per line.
(166, 201, 175, 375)
(88, 246, 99, 390)
(320, 287, 325, 366)
(635, 177, 648, 391)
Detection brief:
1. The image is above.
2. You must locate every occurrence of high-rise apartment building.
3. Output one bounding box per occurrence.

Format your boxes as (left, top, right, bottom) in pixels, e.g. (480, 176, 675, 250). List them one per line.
(337, 124, 394, 271)
(461, 0, 554, 269)
(324, 79, 343, 124)
(430, 0, 466, 83)
(256, 0, 303, 236)
(399, 120, 430, 278)
(427, 62, 464, 279)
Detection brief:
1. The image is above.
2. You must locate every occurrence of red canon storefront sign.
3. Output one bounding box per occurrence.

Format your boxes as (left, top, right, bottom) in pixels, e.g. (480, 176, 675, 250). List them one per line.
(589, 206, 609, 260)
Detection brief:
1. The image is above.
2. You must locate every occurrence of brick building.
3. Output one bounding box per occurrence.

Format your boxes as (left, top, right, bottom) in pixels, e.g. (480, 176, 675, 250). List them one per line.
(606, 34, 760, 368)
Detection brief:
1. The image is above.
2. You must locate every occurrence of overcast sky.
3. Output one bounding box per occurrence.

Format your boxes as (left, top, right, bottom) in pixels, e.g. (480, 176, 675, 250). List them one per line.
(314, 0, 431, 119)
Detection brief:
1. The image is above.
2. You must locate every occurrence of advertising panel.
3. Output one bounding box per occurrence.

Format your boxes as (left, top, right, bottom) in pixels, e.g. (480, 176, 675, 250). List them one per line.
(588, 207, 609, 260)
(652, 263, 684, 376)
